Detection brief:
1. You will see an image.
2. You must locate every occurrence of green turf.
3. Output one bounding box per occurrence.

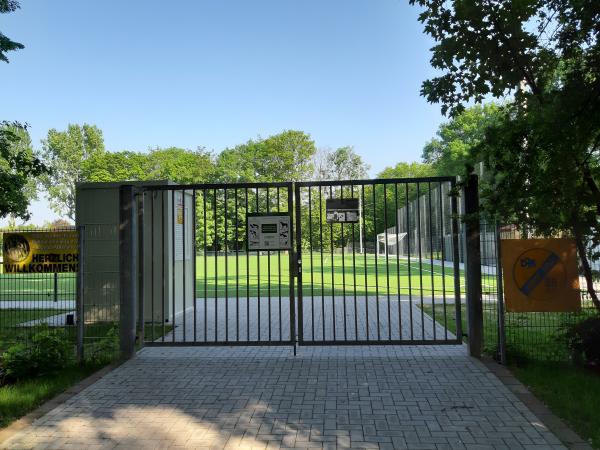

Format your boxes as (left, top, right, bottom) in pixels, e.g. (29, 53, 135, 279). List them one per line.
(0, 253, 488, 301)
(0, 309, 70, 328)
(196, 253, 478, 298)
(0, 272, 75, 302)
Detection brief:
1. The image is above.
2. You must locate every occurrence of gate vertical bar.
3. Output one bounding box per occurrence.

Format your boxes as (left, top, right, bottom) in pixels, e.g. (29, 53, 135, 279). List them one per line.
(172, 190, 176, 342)
(234, 188, 239, 341)
(150, 193, 155, 343)
(193, 190, 197, 342)
(119, 185, 137, 360)
(464, 174, 483, 357)
(450, 179, 463, 342)
(182, 190, 186, 342)
(340, 186, 347, 341)
(224, 188, 228, 342)
(76, 225, 85, 362)
(329, 186, 336, 341)
(289, 183, 296, 351)
(438, 183, 448, 340)
(295, 183, 303, 346)
(137, 191, 145, 346)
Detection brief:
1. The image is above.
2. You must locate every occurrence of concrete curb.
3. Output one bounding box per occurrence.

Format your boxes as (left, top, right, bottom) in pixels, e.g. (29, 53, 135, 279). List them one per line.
(0, 362, 119, 445)
(482, 357, 593, 450)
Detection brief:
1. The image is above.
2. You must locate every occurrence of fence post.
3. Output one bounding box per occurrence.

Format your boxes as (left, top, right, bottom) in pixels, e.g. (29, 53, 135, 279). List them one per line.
(119, 185, 138, 360)
(464, 174, 483, 358)
(76, 225, 85, 363)
(495, 223, 507, 364)
(137, 191, 145, 347)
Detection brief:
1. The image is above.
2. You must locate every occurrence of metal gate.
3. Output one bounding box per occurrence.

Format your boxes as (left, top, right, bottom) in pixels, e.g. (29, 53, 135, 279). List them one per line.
(138, 177, 462, 347)
(140, 182, 295, 346)
(294, 177, 462, 345)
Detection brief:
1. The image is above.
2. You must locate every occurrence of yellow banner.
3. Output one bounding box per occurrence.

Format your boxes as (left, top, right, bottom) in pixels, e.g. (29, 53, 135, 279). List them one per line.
(501, 238, 580, 312)
(2, 231, 79, 273)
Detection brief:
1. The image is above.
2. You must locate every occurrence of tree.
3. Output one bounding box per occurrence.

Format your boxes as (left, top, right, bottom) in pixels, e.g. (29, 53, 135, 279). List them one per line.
(44, 218, 73, 228)
(0, 0, 24, 63)
(216, 130, 316, 183)
(422, 104, 500, 176)
(146, 147, 215, 184)
(81, 150, 150, 183)
(313, 146, 370, 180)
(41, 124, 105, 220)
(411, 0, 600, 309)
(0, 122, 48, 220)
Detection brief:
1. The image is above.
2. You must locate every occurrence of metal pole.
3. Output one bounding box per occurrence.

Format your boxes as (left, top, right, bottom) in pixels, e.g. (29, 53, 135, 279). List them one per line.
(76, 225, 85, 363)
(119, 185, 138, 360)
(464, 174, 483, 358)
(359, 195, 364, 254)
(495, 222, 507, 364)
(53, 272, 58, 302)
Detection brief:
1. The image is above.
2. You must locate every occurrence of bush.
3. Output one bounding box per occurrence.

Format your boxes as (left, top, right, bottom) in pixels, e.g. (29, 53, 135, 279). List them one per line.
(1, 326, 73, 381)
(563, 316, 600, 366)
(85, 325, 119, 365)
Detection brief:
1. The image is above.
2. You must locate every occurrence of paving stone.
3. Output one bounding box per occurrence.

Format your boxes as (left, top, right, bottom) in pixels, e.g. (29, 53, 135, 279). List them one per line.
(0, 345, 567, 449)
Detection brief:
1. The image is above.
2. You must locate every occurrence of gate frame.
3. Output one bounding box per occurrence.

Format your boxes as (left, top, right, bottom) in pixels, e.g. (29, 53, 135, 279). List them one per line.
(116, 177, 483, 358)
(132, 181, 296, 349)
(294, 176, 465, 346)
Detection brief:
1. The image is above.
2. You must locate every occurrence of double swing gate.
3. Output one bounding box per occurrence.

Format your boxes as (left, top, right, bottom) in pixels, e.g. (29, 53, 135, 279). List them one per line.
(139, 177, 463, 348)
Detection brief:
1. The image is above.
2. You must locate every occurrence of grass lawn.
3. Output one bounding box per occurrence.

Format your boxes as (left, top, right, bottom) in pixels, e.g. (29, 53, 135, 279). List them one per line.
(196, 253, 480, 298)
(0, 309, 70, 328)
(512, 362, 600, 449)
(0, 362, 104, 428)
(420, 303, 499, 352)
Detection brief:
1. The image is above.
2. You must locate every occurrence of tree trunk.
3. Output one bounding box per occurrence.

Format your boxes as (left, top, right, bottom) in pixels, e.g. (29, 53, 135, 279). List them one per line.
(581, 163, 600, 217)
(573, 228, 600, 312)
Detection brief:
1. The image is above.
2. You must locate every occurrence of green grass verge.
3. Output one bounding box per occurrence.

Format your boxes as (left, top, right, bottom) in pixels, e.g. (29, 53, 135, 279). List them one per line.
(511, 361, 600, 449)
(0, 362, 104, 428)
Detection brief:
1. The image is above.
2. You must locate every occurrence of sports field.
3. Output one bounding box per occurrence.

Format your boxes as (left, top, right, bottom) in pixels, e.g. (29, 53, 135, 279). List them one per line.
(0, 273, 75, 302)
(195, 252, 472, 298)
(0, 253, 497, 309)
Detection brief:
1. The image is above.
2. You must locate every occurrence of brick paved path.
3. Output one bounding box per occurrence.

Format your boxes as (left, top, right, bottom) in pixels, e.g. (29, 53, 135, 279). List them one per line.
(162, 297, 455, 343)
(1, 346, 565, 449)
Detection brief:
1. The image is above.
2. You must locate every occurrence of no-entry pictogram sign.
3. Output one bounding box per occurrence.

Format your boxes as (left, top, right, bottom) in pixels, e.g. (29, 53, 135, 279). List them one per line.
(501, 239, 580, 312)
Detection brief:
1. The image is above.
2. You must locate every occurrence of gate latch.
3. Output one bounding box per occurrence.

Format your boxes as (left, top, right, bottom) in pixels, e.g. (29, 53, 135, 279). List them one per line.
(293, 253, 302, 277)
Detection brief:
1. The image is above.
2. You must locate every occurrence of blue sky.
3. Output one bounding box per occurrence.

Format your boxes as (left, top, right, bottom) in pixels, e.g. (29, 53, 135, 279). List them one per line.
(2, 0, 445, 224)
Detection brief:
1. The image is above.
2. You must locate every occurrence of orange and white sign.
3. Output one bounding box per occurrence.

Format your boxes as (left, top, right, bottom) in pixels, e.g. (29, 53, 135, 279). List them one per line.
(501, 239, 580, 312)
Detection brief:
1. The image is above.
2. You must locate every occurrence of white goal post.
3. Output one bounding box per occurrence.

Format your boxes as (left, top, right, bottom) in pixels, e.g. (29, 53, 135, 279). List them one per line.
(376, 231, 407, 257)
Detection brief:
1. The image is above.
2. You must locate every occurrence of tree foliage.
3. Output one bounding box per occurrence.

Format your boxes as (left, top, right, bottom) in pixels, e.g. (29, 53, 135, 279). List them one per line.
(41, 124, 105, 221)
(216, 130, 316, 183)
(411, 0, 600, 309)
(422, 104, 500, 176)
(0, 122, 48, 220)
(0, 0, 24, 63)
(313, 146, 370, 181)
